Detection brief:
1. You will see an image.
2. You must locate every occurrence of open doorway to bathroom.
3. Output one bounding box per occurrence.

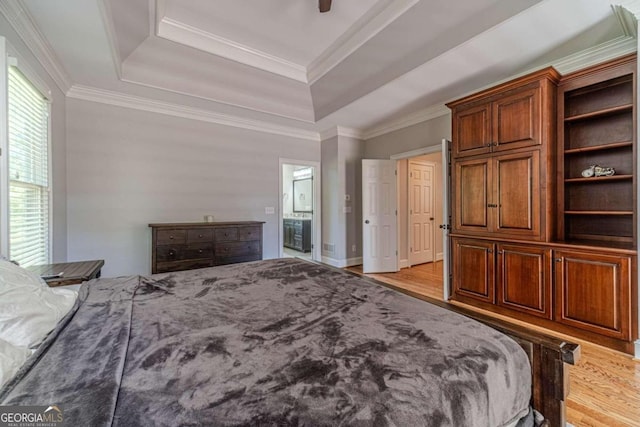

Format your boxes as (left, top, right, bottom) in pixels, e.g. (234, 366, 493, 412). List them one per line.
(279, 159, 321, 262)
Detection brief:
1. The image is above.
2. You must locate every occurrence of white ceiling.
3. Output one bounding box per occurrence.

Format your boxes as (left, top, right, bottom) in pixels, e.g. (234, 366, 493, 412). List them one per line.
(12, 0, 637, 138)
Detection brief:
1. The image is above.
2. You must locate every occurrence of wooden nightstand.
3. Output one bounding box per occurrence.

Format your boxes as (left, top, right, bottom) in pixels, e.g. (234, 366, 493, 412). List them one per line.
(26, 260, 105, 287)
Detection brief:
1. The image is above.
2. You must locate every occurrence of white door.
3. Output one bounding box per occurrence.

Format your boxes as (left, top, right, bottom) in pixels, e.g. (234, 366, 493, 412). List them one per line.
(442, 139, 452, 300)
(362, 159, 398, 273)
(409, 161, 435, 266)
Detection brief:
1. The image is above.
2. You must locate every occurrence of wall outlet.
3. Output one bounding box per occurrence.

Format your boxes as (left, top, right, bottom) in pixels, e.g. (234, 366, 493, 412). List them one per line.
(352, 244, 356, 252)
(343, 206, 352, 213)
(265, 207, 275, 214)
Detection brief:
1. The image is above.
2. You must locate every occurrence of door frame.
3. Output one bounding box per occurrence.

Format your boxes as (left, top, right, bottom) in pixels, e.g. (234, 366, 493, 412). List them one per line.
(407, 159, 436, 267)
(391, 145, 443, 266)
(278, 158, 322, 261)
(391, 144, 448, 297)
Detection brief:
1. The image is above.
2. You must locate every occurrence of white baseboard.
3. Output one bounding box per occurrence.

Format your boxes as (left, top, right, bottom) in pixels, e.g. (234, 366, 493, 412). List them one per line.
(321, 256, 363, 268)
(399, 259, 409, 269)
(436, 252, 443, 261)
(634, 339, 640, 360)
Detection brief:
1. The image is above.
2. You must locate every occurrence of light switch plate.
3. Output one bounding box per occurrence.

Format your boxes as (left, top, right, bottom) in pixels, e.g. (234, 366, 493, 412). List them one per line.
(265, 207, 275, 214)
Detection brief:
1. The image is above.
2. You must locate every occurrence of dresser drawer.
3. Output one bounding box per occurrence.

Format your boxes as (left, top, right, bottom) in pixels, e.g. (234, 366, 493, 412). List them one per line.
(156, 259, 214, 274)
(215, 240, 260, 258)
(156, 243, 213, 262)
(215, 227, 238, 242)
(239, 226, 261, 241)
(187, 229, 213, 243)
(157, 229, 187, 245)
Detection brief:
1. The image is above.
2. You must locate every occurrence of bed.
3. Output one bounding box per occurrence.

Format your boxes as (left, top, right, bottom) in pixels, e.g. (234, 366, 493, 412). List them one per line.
(0, 258, 578, 426)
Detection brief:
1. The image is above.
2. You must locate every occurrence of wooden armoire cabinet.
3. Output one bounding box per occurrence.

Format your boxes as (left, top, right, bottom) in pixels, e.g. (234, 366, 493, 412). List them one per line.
(448, 67, 558, 242)
(448, 55, 638, 354)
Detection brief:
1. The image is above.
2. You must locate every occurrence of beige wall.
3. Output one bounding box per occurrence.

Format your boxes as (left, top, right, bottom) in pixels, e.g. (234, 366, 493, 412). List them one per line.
(66, 99, 320, 276)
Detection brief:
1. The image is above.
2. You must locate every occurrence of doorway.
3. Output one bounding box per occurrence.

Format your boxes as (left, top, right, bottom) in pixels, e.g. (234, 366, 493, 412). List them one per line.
(396, 152, 444, 269)
(279, 159, 321, 261)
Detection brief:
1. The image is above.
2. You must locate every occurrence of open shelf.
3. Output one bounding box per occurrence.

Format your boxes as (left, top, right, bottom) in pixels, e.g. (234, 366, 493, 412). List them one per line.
(564, 210, 633, 215)
(564, 141, 632, 155)
(564, 104, 632, 122)
(565, 174, 633, 183)
(558, 57, 636, 248)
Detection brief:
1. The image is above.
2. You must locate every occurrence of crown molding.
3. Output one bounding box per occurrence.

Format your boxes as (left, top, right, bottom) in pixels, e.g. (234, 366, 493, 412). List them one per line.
(0, 0, 72, 93)
(613, 5, 638, 37)
(307, 0, 419, 84)
(362, 35, 638, 141)
(614, 0, 640, 18)
(319, 126, 364, 141)
(363, 104, 450, 140)
(550, 35, 637, 75)
(156, 15, 307, 82)
(67, 85, 321, 142)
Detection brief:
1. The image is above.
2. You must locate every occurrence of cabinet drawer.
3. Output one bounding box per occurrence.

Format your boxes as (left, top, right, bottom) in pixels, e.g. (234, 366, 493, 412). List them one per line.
(156, 259, 214, 274)
(239, 226, 261, 241)
(215, 227, 238, 242)
(157, 243, 213, 262)
(215, 241, 260, 258)
(187, 228, 213, 243)
(157, 229, 187, 245)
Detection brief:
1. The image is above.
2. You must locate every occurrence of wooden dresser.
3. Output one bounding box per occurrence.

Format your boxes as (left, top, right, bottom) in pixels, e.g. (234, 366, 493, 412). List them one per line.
(149, 221, 264, 274)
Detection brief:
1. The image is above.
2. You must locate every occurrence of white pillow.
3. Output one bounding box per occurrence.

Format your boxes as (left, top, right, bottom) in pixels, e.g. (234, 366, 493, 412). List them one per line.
(0, 259, 78, 348)
(0, 337, 31, 388)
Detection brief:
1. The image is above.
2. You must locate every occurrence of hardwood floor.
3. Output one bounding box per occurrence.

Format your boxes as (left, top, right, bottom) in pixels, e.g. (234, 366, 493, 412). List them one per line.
(346, 262, 640, 427)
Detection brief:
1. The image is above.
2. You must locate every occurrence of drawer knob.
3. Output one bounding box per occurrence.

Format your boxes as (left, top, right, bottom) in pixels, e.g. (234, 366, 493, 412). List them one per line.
(169, 235, 174, 240)
(169, 251, 176, 257)
(198, 249, 203, 254)
(198, 234, 203, 238)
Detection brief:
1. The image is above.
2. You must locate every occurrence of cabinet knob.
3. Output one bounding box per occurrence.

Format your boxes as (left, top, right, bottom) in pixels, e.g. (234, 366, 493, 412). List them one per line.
(497, 250, 503, 254)
(198, 234, 203, 238)
(555, 258, 562, 262)
(169, 250, 176, 257)
(487, 249, 493, 254)
(198, 249, 203, 254)
(169, 235, 174, 240)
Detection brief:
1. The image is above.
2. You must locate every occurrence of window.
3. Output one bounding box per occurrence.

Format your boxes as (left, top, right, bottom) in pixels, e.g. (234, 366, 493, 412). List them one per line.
(7, 66, 50, 266)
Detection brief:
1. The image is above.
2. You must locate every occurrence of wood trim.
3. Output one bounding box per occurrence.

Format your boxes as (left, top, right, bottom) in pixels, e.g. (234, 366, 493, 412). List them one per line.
(446, 67, 561, 109)
(451, 292, 635, 355)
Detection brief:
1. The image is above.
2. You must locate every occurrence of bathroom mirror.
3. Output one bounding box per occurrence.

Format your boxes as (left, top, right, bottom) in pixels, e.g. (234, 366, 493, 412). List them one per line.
(293, 178, 313, 212)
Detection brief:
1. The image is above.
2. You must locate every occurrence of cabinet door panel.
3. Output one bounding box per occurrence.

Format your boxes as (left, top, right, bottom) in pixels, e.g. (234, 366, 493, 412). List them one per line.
(452, 238, 495, 303)
(497, 244, 551, 318)
(452, 103, 492, 158)
(493, 86, 540, 151)
(454, 158, 490, 233)
(554, 250, 631, 340)
(495, 151, 540, 239)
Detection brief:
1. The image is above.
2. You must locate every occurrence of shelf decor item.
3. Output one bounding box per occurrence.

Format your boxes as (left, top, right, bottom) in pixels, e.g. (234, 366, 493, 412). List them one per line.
(581, 165, 615, 178)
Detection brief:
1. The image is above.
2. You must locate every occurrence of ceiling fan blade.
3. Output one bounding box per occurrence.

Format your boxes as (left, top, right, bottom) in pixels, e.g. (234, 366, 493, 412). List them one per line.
(319, 0, 332, 13)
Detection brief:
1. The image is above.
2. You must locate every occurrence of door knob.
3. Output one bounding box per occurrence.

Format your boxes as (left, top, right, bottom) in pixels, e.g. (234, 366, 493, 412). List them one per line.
(365, 220, 370, 224)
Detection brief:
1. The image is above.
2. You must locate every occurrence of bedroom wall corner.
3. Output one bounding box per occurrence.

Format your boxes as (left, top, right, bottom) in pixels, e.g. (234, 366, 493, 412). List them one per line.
(320, 134, 364, 267)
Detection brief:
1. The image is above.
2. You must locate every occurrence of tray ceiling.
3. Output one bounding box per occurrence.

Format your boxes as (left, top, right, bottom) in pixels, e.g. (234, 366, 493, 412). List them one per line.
(14, 0, 635, 136)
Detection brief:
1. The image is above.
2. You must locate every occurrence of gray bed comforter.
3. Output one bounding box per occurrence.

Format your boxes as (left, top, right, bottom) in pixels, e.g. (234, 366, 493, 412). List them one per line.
(1, 258, 533, 426)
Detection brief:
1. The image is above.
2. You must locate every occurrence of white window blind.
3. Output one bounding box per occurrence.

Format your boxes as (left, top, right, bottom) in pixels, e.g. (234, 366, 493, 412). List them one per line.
(7, 66, 50, 266)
